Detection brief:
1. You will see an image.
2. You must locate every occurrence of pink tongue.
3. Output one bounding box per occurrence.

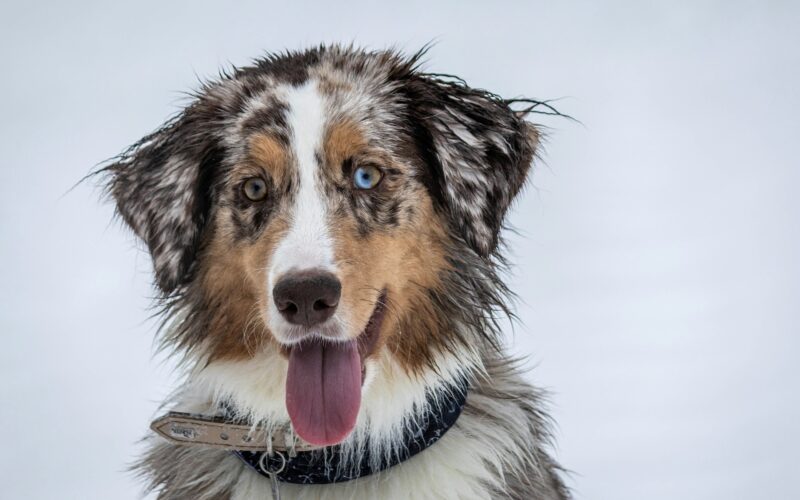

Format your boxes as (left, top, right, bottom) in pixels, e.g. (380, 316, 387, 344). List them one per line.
(285, 339, 362, 446)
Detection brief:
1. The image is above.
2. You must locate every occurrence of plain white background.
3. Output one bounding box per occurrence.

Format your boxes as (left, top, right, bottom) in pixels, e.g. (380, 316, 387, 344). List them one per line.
(1, 1, 798, 499)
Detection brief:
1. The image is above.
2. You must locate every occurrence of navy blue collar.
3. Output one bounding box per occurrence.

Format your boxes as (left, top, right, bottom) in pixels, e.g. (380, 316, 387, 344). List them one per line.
(233, 382, 468, 484)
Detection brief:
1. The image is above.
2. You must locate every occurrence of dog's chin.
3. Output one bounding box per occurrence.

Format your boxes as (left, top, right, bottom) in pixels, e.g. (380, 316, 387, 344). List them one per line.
(280, 291, 387, 447)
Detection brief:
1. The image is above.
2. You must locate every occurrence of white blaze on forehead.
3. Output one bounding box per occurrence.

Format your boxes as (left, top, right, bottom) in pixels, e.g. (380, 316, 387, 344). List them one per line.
(269, 81, 335, 284)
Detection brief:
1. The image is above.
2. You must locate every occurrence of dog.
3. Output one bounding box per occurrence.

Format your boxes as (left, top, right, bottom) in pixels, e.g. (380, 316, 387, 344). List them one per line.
(102, 45, 569, 499)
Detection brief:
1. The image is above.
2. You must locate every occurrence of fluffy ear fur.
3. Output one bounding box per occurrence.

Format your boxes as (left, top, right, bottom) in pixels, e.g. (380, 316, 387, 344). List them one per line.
(406, 76, 539, 256)
(104, 100, 222, 293)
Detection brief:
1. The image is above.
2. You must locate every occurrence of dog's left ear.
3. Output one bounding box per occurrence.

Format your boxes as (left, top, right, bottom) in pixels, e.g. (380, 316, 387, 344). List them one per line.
(103, 100, 222, 294)
(406, 76, 539, 257)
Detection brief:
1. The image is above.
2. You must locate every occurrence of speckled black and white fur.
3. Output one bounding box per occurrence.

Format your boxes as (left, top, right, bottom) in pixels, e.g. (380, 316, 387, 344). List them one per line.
(102, 46, 570, 499)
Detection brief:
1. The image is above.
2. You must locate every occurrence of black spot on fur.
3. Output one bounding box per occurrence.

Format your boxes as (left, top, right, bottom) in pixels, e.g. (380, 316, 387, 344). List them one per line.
(240, 100, 289, 136)
(237, 47, 324, 86)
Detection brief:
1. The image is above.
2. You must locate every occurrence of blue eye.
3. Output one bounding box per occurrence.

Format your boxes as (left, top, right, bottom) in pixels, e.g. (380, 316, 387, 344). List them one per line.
(353, 164, 383, 190)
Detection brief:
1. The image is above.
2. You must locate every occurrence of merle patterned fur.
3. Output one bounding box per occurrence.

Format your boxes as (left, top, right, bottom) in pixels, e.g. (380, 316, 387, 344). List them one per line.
(100, 45, 570, 499)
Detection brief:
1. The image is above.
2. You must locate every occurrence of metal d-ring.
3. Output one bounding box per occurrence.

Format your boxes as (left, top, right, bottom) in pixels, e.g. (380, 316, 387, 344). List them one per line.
(258, 450, 287, 475)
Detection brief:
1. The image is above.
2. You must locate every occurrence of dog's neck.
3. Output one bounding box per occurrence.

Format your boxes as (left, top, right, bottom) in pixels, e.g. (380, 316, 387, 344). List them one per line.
(138, 328, 570, 498)
(169, 342, 482, 465)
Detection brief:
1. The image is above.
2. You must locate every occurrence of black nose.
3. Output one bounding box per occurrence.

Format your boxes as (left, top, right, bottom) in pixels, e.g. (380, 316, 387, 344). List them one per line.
(273, 270, 341, 326)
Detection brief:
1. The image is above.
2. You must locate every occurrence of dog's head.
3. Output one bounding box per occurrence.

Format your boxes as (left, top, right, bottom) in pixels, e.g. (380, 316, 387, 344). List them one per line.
(105, 47, 539, 446)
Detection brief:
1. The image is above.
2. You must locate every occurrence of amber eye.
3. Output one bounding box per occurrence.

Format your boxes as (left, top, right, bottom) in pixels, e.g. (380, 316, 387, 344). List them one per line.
(242, 177, 267, 201)
(353, 164, 383, 190)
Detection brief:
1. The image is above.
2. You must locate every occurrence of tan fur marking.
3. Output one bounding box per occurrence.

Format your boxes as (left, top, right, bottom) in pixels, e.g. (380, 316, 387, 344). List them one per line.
(198, 135, 292, 362)
(330, 194, 453, 373)
(248, 134, 289, 184)
(199, 207, 290, 361)
(325, 120, 367, 170)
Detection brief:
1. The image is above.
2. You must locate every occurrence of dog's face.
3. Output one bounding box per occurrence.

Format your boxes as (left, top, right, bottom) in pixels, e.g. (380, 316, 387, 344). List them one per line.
(106, 47, 538, 446)
(202, 80, 448, 361)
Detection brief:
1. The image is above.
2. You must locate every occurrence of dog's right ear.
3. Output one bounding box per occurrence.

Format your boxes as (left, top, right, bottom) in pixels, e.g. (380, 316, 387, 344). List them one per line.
(103, 100, 222, 294)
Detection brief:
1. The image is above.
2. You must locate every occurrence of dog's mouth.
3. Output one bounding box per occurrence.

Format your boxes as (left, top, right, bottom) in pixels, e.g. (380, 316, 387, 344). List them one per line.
(284, 290, 387, 447)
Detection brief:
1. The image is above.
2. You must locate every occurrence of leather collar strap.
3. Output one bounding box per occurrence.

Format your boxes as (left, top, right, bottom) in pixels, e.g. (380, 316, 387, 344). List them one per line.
(151, 381, 468, 485)
(150, 412, 321, 453)
(235, 382, 468, 484)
